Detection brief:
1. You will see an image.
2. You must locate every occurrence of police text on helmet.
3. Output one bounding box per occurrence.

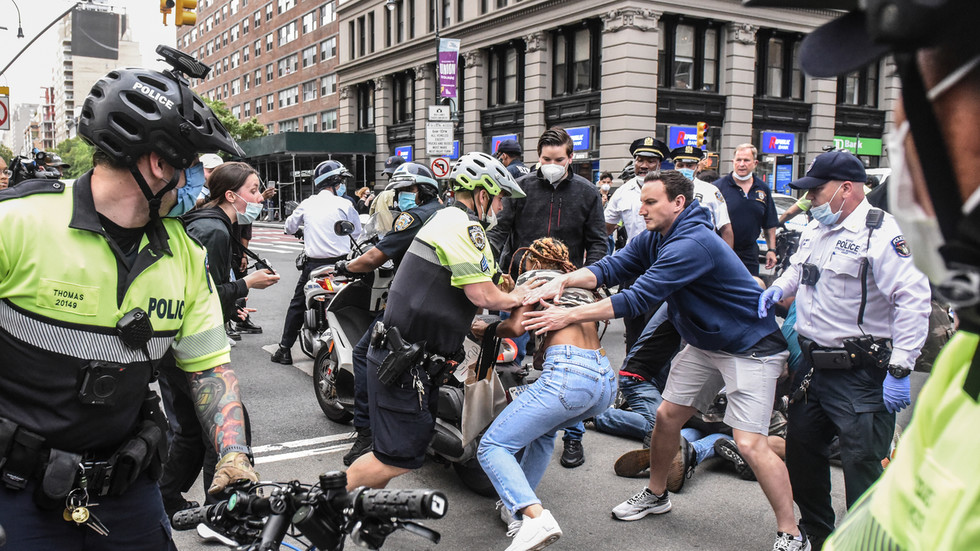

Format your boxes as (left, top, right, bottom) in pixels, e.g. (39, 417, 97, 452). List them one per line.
(132, 82, 175, 110)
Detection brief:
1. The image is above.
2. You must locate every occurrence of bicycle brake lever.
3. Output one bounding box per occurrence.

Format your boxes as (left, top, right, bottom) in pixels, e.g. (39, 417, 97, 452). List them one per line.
(394, 520, 441, 544)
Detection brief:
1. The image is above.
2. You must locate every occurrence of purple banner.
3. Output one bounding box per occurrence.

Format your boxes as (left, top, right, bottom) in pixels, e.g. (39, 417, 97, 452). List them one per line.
(438, 38, 461, 99)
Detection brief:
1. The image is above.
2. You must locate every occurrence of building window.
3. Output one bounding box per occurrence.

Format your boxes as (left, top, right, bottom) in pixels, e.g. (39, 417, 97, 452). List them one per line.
(480, 0, 487, 14)
(231, 25, 239, 42)
(358, 16, 366, 57)
(428, 0, 435, 33)
(755, 29, 805, 100)
(265, 4, 273, 21)
(231, 52, 240, 69)
(302, 11, 317, 34)
(279, 118, 299, 132)
(243, 18, 249, 35)
(232, 105, 241, 119)
(457, 0, 463, 24)
(357, 83, 374, 129)
(223, 31, 229, 46)
(320, 73, 337, 96)
(320, 37, 337, 61)
(244, 101, 251, 117)
(277, 54, 298, 77)
(244, 73, 251, 91)
(243, 46, 249, 62)
(301, 45, 316, 67)
(276, 0, 295, 15)
(488, 42, 525, 107)
(657, 16, 722, 92)
(278, 86, 298, 108)
(552, 20, 600, 97)
(496, 0, 507, 7)
(396, 0, 405, 42)
(278, 21, 298, 46)
(302, 80, 317, 102)
(368, 12, 375, 54)
(442, 0, 450, 28)
(231, 79, 240, 95)
(303, 114, 318, 132)
(254, 68, 262, 85)
(255, 98, 262, 114)
(266, 63, 274, 82)
(385, 7, 392, 48)
(409, 0, 415, 39)
(254, 39, 261, 57)
(391, 71, 414, 123)
(320, 2, 336, 25)
(254, 10, 261, 27)
(321, 109, 338, 131)
(266, 33, 273, 52)
(837, 61, 879, 107)
(349, 21, 355, 60)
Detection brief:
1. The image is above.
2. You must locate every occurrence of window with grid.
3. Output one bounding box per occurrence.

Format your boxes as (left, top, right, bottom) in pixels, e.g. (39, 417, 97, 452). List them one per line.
(321, 110, 337, 131)
(303, 114, 317, 132)
(244, 101, 251, 117)
(276, 0, 295, 15)
(302, 80, 317, 102)
(320, 37, 337, 61)
(232, 105, 241, 118)
(391, 71, 414, 123)
(837, 61, 880, 107)
(244, 74, 251, 91)
(302, 11, 316, 34)
(487, 43, 524, 106)
(255, 98, 262, 114)
(243, 46, 249, 62)
(266, 63, 273, 82)
(302, 46, 316, 68)
(278, 86, 298, 108)
(657, 16, 722, 92)
(266, 33, 273, 52)
(277, 54, 297, 77)
(552, 21, 600, 97)
(265, 4, 273, 21)
(231, 79, 240, 95)
(279, 118, 299, 132)
(320, 73, 337, 96)
(255, 68, 262, 85)
(755, 29, 805, 100)
(320, 2, 336, 25)
(278, 21, 298, 46)
(357, 83, 374, 129)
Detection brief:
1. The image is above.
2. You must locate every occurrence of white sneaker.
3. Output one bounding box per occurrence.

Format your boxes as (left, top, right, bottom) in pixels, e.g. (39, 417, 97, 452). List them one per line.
(497, 500, 522, 535)
(504, 509, 562, 551)
(772, 527, 812, 551)
(611, 488, 672, 521)
(196, 522, 237, 546)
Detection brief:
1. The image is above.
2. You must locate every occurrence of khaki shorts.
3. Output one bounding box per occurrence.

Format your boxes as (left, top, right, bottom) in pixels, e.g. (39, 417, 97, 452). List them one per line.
(662, 344, 788, 435)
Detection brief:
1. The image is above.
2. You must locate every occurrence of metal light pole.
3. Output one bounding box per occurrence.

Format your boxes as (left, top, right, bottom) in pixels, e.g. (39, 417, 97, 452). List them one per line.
(10, 0, 25, 38)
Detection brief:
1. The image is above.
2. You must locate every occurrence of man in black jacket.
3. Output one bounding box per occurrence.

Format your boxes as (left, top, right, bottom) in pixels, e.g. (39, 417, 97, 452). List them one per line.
(488, 126, 607, 468)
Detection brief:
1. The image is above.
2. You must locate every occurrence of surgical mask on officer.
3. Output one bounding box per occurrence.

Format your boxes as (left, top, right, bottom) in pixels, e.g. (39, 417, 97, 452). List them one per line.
(809, 183, 845, 226)
(167, 163, 206, 217)
(335, 183, 347, 197)
(397, 190, 417, 212)
(540, 163, 566, 185)
(677, 168, 695, 181)
(233, 192, 264, 225)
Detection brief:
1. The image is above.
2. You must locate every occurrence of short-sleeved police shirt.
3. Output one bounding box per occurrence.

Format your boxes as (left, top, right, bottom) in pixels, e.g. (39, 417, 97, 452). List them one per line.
(713, 173, 778, 256)
(0, 174, 229, 452)
(375, 199, 443, 264)
(383, 204, 497, 356)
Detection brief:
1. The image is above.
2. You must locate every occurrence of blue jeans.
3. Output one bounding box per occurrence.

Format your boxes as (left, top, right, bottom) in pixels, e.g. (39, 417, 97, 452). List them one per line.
(680, 427, 725, 465)
(478, 345, 617, 516)
(593, 375, 664, 441)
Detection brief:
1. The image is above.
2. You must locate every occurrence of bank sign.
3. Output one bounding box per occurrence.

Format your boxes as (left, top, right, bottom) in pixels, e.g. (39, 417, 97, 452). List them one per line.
(668, 126, 700, 148)
(833, 136, 883, 156)
(760, 132, 795, 155)
(566, 126, 591, 151)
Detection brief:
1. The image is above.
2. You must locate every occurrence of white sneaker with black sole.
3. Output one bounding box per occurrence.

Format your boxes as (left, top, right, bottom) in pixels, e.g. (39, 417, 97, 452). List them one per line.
(772, 526, 812, 551)
(611, 488, 672, 521)
(505, 509, 561, 551)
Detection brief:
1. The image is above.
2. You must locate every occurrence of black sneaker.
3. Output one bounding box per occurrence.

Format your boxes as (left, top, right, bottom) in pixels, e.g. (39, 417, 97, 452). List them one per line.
(271, 346, 293, 365)
(714, 438, 756, 481)
(343, 426, 373, 466)
(666, 437, 697, 492)
(226, 322, 241, 341)
(236, 317, 263, 334)
(560, 439, 585, 468)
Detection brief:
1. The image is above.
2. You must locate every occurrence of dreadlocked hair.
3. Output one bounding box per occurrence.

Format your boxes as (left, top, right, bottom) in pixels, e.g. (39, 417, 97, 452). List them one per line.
(517, 237, 577, 275)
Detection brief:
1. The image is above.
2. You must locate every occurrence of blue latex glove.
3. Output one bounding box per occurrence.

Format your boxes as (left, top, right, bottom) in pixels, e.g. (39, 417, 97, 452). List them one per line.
(757, 287, 783, 318)
(882, 372, 911, 413)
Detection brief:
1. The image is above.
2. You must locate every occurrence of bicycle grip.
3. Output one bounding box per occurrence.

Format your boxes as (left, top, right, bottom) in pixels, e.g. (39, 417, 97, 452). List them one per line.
(352, 488, 448, 520)
(171, 506, 209, 531)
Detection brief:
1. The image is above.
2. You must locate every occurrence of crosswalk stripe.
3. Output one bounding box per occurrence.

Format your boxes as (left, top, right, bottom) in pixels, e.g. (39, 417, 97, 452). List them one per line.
(250, 244, 303, 253)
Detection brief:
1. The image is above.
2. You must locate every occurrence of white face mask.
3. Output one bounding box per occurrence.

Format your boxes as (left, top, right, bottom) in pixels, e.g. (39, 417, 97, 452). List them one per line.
(540, 163, 566, 185)
(732, 171, 753, 182)
(600, 183, 611, 193)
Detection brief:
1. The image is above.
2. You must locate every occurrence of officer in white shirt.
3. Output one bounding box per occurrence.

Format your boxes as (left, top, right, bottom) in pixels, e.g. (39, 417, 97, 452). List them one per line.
(272, 160, 362, 364)
(605, 137, 670, 245)
(670, 145, 734, 247)
(758, 151, 931, 549)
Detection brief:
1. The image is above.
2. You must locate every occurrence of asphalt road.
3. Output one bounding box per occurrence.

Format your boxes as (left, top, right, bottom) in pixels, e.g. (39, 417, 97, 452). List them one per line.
(170, 224, 848, 551)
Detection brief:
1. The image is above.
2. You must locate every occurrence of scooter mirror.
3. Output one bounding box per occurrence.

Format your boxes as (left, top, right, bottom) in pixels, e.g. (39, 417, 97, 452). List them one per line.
(335, 220, 356, 236)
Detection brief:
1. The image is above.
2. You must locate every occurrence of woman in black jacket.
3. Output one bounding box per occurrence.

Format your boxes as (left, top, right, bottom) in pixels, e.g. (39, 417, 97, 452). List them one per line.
(182, 162, 280, 319)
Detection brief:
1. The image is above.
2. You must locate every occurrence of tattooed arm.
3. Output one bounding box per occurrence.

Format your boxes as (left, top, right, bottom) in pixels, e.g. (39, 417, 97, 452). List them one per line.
(187, 363, 249, 454)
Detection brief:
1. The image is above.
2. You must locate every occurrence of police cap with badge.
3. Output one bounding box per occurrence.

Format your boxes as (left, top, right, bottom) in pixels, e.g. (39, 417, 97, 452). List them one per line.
(629, 137, 670, 161)
(790, 150, 867, 190)
(670, 145, 705, 164)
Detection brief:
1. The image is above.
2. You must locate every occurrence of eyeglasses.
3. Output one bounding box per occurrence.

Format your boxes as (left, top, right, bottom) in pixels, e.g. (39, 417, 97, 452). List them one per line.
(1, 170, 11, 178)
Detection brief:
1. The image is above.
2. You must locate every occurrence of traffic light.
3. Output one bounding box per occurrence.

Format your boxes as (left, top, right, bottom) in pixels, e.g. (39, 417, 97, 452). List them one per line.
(160, 0, 175, 26)
(696, 122, 709, 148)
(175, 0, 198, 27)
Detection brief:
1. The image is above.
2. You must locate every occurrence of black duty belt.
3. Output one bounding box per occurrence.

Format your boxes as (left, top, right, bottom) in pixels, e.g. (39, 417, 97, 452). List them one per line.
(798, 335, 892, 371)
(371, 322, 464, 386)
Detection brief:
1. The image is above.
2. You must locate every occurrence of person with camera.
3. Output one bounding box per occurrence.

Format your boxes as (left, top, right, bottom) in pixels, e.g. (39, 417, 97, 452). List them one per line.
(344, 152, 526, 491)
(0, 59, 258, 549)
(758, 151, 931, 550)
(271, 160, 361, 365)
(158, 162, 279, 520)
(334, 162, 445, 466)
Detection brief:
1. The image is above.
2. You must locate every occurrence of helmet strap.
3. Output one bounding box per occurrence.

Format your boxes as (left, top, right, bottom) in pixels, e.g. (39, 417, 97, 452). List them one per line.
(129, 166, 177, 255)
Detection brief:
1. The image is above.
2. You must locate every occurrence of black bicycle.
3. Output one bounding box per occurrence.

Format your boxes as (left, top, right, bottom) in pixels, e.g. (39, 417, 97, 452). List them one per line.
(171, 471, 447, 551)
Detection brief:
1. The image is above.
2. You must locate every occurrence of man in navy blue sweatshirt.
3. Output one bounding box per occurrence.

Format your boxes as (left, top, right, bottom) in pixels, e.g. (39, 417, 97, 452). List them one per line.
(522, 170, 810, 551)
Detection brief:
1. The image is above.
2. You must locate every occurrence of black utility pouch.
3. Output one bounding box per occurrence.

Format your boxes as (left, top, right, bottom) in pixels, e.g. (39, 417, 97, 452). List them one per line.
(842, 336, 892, 369)
(810, 349, 852, 370)
(34, 449, 82, 510)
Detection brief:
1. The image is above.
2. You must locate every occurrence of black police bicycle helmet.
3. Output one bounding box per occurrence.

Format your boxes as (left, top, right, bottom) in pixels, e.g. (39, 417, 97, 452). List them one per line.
(313, 160, 352, 191)
(386, 162, 440, 197)
(78, 67, 244, 170)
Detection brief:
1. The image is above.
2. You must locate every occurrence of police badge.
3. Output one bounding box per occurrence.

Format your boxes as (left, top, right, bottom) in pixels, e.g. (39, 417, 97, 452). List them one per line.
(468, 225, 486, 250)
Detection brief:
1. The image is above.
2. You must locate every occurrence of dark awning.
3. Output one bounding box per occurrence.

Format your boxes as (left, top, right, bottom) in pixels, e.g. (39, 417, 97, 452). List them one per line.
(238, 131, 377, 157)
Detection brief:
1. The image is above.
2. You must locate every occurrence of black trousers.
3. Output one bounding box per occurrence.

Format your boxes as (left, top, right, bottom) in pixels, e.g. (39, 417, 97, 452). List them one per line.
(785, 366, 894, 542)
(279, 256, 345, 349)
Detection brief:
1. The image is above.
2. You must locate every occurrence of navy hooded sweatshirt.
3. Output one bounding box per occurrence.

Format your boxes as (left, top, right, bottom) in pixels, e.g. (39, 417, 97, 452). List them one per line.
(587, 201, 781, 354)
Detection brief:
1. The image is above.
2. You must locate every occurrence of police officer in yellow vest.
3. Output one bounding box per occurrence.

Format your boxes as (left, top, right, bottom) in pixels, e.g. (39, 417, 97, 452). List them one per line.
(344, 152, 527, 490)
(746, 1, 980, 549)
(0, 60, 259, 548)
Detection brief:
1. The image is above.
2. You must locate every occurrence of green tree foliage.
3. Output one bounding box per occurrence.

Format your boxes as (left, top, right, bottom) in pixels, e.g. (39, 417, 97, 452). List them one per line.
(0, 143, 12, 165)
(202, 97, 268, 150)
(54, 137, 94, 179)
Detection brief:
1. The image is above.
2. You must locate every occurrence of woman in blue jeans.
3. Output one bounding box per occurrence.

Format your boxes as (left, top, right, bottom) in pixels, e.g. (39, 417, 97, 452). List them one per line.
(478, 238, 617, 551)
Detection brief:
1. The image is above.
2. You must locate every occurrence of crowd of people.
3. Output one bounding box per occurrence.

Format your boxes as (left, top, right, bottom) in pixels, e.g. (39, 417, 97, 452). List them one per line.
(2, 1, 979, 550)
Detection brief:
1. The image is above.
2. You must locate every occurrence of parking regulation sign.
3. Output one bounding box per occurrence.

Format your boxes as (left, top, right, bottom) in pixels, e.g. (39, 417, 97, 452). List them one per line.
(0, 95, 9, 131)
(431, 157, 451, 178)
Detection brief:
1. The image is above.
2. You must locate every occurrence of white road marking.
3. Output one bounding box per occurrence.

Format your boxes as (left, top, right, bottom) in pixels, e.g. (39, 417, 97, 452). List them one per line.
(254, 443, 353, 464)
(249, 244, 303, 254)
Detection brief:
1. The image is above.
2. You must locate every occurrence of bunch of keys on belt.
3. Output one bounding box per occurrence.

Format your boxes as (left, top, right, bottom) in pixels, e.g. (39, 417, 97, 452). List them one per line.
(411, 366, 426, 409)
(64, 486, 110, 536)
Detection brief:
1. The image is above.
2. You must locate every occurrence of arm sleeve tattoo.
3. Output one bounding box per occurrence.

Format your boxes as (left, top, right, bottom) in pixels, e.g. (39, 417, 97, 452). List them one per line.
(188, 364, 248, 455)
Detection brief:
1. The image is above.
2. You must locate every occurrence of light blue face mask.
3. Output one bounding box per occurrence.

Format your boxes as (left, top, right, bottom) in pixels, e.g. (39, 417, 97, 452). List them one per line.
(167, 163, 206, 217)
(397, 191, 417, 212)
(233, 192, 264, 225)
(335, 183, 347, 197)
(810, 183, 844, 226)
(677, 168, 695, 181)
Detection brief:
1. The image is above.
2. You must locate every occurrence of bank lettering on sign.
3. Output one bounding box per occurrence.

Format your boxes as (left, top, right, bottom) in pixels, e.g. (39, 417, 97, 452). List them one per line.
(668, 126, 699, 148)
(760, 131, 796, 155)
